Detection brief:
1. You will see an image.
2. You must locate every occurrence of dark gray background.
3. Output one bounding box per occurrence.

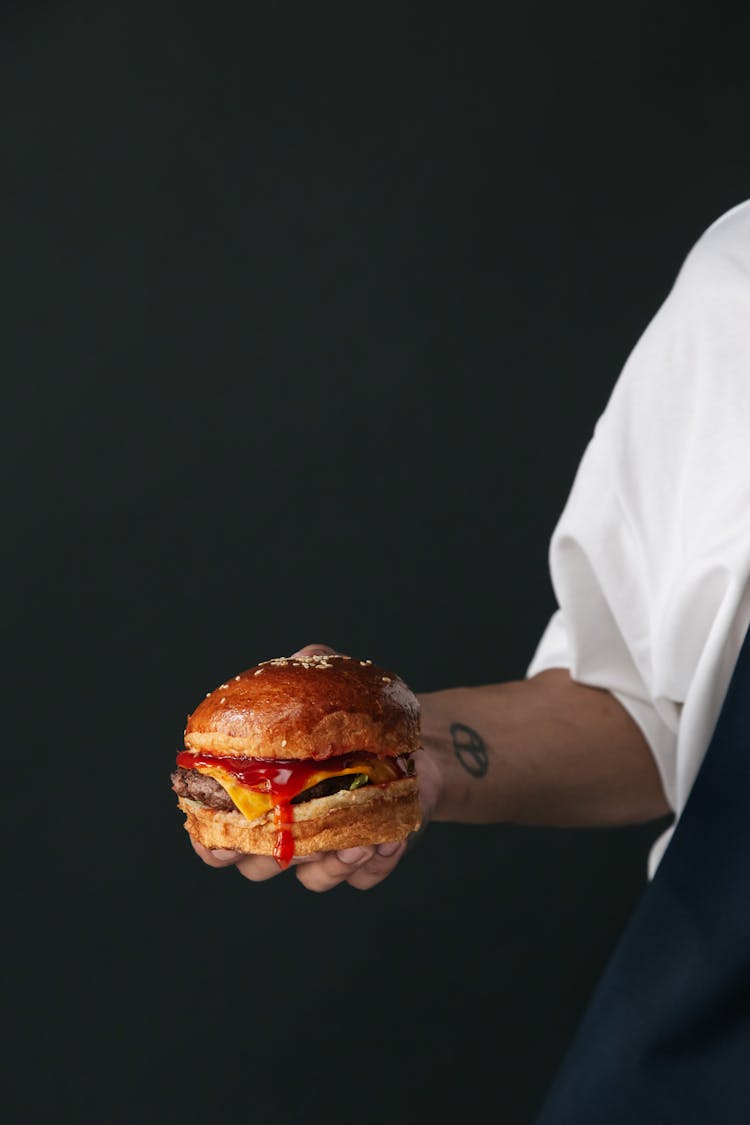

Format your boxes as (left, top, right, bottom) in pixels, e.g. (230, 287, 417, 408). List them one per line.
(5, 2, 748, 1122)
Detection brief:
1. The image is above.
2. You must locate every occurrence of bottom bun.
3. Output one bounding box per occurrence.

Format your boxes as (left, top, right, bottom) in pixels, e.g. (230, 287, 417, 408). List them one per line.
(177, 776, 421, 856)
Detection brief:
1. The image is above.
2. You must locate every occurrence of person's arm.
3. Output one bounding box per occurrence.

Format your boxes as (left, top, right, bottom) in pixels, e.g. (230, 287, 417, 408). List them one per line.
(417, 669, 671, 829)
(192, 648, 671, 891)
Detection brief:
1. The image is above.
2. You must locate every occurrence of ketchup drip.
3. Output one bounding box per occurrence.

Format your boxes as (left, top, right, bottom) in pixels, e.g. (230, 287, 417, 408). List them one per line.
(176, 750, 410, 868)
(273, 802, 295, 868)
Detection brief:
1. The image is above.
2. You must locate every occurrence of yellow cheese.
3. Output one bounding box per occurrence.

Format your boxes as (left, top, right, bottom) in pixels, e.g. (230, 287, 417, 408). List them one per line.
(192, 755, 398, 823)
(196, 768, 274, 822)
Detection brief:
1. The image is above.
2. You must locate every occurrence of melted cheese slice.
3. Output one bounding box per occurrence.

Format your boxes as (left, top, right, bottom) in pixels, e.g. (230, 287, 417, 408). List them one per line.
(192, 756, 399, 823)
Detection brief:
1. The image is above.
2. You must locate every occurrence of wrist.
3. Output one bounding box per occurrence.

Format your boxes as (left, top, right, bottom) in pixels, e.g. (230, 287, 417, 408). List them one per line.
(416, 685, 519, 823)
(413, 743, 446, 822)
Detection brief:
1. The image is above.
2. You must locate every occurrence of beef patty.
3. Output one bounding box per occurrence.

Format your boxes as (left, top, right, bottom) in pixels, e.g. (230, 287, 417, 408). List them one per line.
(171, 767, 236, 810)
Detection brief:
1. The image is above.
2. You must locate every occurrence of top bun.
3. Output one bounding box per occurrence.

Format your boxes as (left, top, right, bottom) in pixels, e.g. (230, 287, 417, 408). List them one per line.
(183, 653, 420, 761)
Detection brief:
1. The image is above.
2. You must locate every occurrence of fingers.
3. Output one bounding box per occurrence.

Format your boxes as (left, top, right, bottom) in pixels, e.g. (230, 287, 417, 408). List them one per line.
(191, 836, 326, 879)
(290, 643, 340, 658)
(191, 835, 405, 891)
(294, 847, 376, 892)
(345, 841, 406, 890)
(294, 841, 406, 893)
(190, 839, 243, 867)
(234, 851, 324, 882)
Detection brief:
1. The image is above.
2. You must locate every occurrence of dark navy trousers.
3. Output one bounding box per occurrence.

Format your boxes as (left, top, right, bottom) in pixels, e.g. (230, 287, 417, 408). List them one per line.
(536, 628, 750, 1124)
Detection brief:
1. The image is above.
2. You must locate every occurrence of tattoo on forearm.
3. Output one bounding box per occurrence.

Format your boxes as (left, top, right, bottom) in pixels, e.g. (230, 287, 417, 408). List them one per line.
(450, 722, 488, 778)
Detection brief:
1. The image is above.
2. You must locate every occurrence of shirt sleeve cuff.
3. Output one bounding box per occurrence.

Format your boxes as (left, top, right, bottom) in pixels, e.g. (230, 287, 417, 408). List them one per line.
(606, 687, 677, 812)
(528, 612, 678, 812)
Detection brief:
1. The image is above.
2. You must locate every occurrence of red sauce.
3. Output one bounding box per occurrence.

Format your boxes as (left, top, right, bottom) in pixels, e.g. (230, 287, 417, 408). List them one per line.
(176, 749, 410, 867)
(273, 802, 295, 868)
(175, 749, 398, 797)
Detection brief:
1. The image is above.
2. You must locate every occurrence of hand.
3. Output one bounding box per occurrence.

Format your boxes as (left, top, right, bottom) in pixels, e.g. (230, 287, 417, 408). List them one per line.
(189, 643, 438, 892)
(191, 837, 408, 892)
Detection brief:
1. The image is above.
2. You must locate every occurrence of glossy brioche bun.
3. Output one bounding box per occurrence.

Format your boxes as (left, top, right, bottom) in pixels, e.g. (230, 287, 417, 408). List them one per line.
(184, 653, 420, 761)
(178, 777, 421, 855)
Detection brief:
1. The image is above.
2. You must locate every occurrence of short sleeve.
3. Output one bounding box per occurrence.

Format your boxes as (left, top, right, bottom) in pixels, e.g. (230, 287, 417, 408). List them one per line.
(527, 431, 679, 810)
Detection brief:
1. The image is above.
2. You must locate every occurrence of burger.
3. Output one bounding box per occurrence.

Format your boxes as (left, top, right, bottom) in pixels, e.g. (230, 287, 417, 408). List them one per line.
(171, 653, 421, 865)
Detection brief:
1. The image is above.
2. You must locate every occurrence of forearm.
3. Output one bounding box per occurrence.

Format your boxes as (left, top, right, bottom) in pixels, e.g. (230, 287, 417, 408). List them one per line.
(418, 669, 671, 828)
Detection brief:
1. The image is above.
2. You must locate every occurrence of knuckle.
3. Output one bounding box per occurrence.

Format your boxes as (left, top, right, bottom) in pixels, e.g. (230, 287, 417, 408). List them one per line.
(348, 872, 381, 891)
(363, 855, 395, 875)
(201, 855, 231, 868)
(236, 860, 277, 882)
(321, 857, 351, 877)
(296, 870, 336, 893)
(237, 867, 264, 882)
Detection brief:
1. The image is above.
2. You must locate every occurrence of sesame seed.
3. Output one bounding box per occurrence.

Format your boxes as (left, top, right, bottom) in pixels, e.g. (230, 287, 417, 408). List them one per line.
(382, 676, 392, 682)
(220, 683, 228, 689)
(235, 675, 241, 680)
(220, 697, 226, 703)
(254, 669, 263, 676)
(206, 692, 211, 697)
(281, 739, 287, 747)
(365, 659, 373, 665)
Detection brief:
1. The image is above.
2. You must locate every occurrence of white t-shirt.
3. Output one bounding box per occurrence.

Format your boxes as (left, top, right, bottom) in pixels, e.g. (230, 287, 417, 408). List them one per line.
(527, 199, 750, 876)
